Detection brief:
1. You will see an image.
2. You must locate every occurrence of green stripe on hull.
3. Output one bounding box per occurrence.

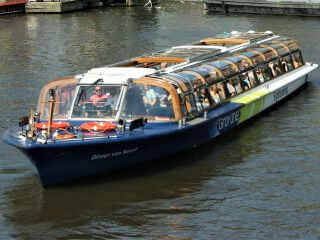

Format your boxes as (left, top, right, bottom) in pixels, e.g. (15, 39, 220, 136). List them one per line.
(232, 89, 269, 124)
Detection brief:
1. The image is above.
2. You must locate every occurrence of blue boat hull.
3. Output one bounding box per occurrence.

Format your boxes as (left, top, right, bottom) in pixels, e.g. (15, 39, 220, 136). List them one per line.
(3, 102, 243, 186)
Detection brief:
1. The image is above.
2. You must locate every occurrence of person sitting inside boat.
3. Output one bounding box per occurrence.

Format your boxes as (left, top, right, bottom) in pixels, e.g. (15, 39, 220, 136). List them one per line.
(105, 87, 120, 110)
(268, 62, 277, 78)
(90, 87, 109, 107)
(143, 85, 159, 108)
(281, 58, 289, 72)
(241, 60, 250, 71)
(226, 79, 236, 97)
(241, 73, 251, 90)
(84, 86, 110, 118)
(256, 68, 265, 83)
(209, 85, 221, 104)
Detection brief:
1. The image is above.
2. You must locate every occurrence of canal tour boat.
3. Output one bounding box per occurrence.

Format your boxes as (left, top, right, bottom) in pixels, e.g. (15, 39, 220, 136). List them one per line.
(3, 31, 318, 186)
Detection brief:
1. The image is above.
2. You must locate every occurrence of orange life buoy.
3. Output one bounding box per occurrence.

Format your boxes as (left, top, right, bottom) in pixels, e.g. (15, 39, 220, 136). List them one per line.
(35, 121, 71, 130)
(80, 121, 116, 132)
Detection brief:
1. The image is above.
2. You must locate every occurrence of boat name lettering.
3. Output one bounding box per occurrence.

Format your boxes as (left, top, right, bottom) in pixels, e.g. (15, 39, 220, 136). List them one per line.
(218, 110, 240, 131)
(91, 147, 138, 160)
(273, 87, 288, 102)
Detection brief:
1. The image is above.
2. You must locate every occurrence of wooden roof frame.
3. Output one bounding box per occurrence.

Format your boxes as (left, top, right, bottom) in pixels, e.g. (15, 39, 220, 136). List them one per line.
(132, 57, 187, 64)
(200, 38, 249, 45)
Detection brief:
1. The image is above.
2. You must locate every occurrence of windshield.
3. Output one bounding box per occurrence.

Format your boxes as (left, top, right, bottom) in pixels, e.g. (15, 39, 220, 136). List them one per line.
(40, 84, 77, 120)
(120, 83, 175, 121)
(71, 85, 123, 119)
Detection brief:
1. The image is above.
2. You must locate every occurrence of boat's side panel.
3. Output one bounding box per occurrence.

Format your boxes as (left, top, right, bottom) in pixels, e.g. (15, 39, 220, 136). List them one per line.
(233, 64, 317, 125)
(17, 119, 222, 185)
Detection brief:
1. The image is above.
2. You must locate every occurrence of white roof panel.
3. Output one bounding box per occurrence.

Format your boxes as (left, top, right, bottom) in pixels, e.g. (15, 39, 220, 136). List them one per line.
(79, 67, 156, 85)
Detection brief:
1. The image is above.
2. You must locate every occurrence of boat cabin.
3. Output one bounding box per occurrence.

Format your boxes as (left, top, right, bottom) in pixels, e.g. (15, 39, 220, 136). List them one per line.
(36, 32, 305, 125)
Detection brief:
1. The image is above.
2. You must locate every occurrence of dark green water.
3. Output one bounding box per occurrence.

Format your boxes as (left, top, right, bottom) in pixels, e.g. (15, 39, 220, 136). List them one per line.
(0, 2, 320, 239)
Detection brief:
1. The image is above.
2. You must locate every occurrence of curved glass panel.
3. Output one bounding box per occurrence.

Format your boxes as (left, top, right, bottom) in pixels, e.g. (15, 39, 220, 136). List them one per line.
(262, 43, 289, 56)
(161, 74, 190, 92)
(286, 41, 300, 52)
(120, 83, 174, 121)
(177, 72, 203, 89)
(41, 84, 78, 120)
(206, 60, 237, 78)
(252, 47, 277, 61)
(238, 51, 265, 66)
(199, 64, 222, 84)
(271, 39, 300, 52)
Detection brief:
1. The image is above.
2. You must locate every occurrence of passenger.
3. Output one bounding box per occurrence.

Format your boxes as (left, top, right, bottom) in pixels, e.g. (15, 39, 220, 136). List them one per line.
(90, 86, 109, 107)
(256, 69, 265, 83)
(248, 71, 256, 87)
(209, 85, 221, 104)
(241, 60, 250, 70)
(268, 62, 277, 77)
(217, 83, 227, 100)
(285, 56, 293, 71)
(274, 62, 282, 75)
(242, 73, 251, 90)
(293, 53, 303, 67)
(200, 88, 210, 108)
(155, 86, 169, 107)
(124, 86, 146, 116)
(281, 58, 289, 72)
(210, 71, 219, 81)
(233, 79, 243, 94)
(226, 79, 236, 97)
(160, 62, 168, 69)
(143, 85, 159, 108)
(105, 87, 120, 110)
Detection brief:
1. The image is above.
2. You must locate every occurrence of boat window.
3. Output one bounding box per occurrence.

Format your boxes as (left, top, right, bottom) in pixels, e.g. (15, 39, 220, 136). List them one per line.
(225, 79, 237, 97)
(121, 84, 174, 121)
(273, 44, 289, 56)
(195, 88, 211, 109)
(268, 60, 282, 78)
(254, 47, 277, 61)
(201, 65, 222, 84)
(186, 66, 212, 83)
(194, 91, 204, 111)
(292, 52, 304, 68)
(184, 93, 198, 116)
(286, 41, 300, 52)
(231, 76, 243, 94)
(281, 55, 294, 72)
(239, 52, 265, 66)
(41, 84, 77, 120)
(240, 70, 257, 89)
(162, 74, 189, 93)
(255, 68, 266, 84)
(176, 72, 203, 90)
(206, 60, 238, 78)
(71, 85, 122, 119)
(208, 84, 222, 105)
(271, 38, 300, 52)
(262, 44, 289, 56)
(217, 82, 227, 101)
(226, 56, 252, 71)
(258, 65, 272, 83)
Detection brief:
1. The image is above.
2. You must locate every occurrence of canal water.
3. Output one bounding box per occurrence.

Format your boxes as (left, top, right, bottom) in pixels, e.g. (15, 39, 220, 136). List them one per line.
(1, 2, 320, 239)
